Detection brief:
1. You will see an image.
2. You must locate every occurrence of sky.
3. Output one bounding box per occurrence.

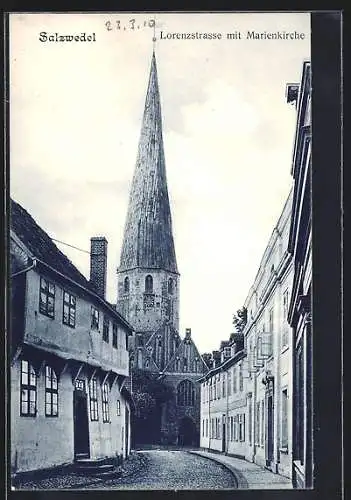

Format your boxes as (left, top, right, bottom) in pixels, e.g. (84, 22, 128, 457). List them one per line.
(10, 12, 310, 354)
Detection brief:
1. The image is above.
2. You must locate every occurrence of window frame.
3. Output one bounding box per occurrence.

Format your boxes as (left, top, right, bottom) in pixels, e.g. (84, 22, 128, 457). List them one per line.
(39, 277, 55, 319)
(117, 399, 121, 416)
(261, 400, 265, 447)
(239, 362, 244, 392)
(282, 289, 289, 348)
(102, 382, 110, 423)
(103, 314, 110, 343)
(62, 290, 76, 328)
(112, 322, 118, 348)
(89, 377, 99, 421)
(45, 365, 58, 417)
(145, 274, 153, 293)
(177, 379, 195, 406)
(20, 360, 37, 417)
(281, 388, 289, 449)
(91, 306, 99, 331)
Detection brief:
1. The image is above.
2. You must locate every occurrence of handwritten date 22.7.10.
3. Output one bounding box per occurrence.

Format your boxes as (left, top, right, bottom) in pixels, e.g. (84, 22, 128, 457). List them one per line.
(105, 19, 155, 31)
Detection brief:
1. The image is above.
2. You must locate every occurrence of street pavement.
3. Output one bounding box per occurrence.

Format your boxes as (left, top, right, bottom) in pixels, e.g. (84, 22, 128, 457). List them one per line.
(82, 449, 237, 489)
(13, 448, 292, 490)
(13, 449, 236, 490)
(189, 450, 292, 489)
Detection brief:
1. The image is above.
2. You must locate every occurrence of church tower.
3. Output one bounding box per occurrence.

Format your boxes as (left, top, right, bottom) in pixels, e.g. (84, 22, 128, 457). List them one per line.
(116, 51, 180, 341)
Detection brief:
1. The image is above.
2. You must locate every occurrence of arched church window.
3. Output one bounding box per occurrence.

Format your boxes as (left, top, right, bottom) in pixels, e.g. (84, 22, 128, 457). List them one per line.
(177, 379, 195, 406)
(156, 338, 162, 366)
(175, 357, 180, 371)
(145, 275, 153, 293)
(168, 278, 174, 295)
(124, 277, 130, 294)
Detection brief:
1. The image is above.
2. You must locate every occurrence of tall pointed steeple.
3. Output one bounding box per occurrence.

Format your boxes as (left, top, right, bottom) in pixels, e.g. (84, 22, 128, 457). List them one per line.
(119, 51, 178, 274)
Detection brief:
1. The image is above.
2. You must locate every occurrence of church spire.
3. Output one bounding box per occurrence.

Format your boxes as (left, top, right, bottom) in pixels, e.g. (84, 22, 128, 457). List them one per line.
(119, 51, 179, 274)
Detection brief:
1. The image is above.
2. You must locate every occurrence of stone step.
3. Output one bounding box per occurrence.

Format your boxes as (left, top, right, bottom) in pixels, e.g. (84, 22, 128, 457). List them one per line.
(75, 464, 115, 474)
(74, 457, 113, 467)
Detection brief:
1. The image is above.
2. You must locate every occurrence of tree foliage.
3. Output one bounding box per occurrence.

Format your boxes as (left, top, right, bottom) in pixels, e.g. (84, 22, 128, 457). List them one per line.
(232, 306, 248, 334)
(132, 369, 173, 404)
(201, 353, 212, 369)
(131, 369, 174, 445)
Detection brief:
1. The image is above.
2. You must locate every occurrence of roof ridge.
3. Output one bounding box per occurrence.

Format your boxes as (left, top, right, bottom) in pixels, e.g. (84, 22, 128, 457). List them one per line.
(10, 197, 90, 288)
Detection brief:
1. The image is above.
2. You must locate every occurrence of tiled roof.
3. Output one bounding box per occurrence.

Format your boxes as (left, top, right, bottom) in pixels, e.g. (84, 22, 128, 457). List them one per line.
(119, 51, 178, 274)
(10, 198, 92, 289)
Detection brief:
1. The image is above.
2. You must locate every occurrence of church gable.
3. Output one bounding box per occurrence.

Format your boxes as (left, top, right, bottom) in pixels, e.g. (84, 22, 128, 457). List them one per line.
(164, 328, 207, 375)
(144, 323, 181, 372)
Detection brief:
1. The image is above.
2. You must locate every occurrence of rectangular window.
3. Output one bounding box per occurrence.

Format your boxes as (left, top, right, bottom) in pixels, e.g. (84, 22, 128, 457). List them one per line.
(261, 400, 265, 447)
(281, 389, 288, 448)
(202, 419, 205, 437)
(206, 419, 208, 438)
(233, 367, 237, 393)
(39, 277, 55, 318)
(230, 416, 234, 441)
(269, 308, 274, 334)
(234, 415, 239, 441)
(103, 315, 109, 343)
(248, 396, 253, 446)
(91, 306, 99, 330)
(112, 323, 118, 348)
(117, 399, 121, 416)
(297, 347, 305, 464)
(227, 370, 232, 396)
(102, 382, 110, 423)
(238, 414, 243, 441)
(20, 360, 37, 416)
(63, 291, 76, 328)
(239, 362, 243, 392)
(45, 366, 58, 417)
(222, 374, 226, 398)
(255, 402, 260, 445)
(282, 290, 289, 347)
(89, 378, 99, 421)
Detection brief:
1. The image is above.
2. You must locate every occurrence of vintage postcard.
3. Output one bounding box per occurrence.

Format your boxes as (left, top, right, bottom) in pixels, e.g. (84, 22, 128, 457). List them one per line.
(7, 11, 323, 491)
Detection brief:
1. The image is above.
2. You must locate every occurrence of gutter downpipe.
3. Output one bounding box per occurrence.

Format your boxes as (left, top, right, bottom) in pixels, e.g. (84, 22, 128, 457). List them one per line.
(11, 259, 36, 278)
(208, 377, 211, 452)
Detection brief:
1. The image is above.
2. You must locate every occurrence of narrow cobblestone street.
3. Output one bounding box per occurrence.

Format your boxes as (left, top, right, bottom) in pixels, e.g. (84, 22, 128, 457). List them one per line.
(82, 450, 237, 489)
(14, 450, 237, 490)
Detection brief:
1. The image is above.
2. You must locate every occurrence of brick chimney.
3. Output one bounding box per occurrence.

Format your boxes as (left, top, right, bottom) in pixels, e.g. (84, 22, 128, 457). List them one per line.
(90, 237, 108, 299)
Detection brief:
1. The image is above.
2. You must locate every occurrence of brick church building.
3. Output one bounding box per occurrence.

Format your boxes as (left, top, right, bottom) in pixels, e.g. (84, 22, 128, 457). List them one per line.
(116, 51, 208, 446)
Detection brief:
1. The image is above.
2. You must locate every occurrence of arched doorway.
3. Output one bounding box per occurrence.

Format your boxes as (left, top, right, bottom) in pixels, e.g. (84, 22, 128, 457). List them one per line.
(178, 416, 197, 447)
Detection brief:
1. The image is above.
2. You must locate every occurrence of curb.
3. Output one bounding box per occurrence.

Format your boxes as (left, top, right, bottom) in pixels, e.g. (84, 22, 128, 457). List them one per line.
(187, 450, 249, 489)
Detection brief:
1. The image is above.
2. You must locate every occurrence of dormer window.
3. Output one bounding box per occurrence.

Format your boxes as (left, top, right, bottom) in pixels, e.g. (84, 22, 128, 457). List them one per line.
(145, 275, 153, 293)
(168, 278, 174, 295)
(124, 277, 130, 294)
(224, 347, 231, 358)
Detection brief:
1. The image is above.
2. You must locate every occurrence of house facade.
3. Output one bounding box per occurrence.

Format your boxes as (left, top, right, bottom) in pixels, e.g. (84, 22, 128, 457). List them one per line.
(199, 337, 247, 457)
(199, 191, 293, 480)
(243, 192, 293, 479)
(286, 61, 313, 488)
(10, 200, 134, 474)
